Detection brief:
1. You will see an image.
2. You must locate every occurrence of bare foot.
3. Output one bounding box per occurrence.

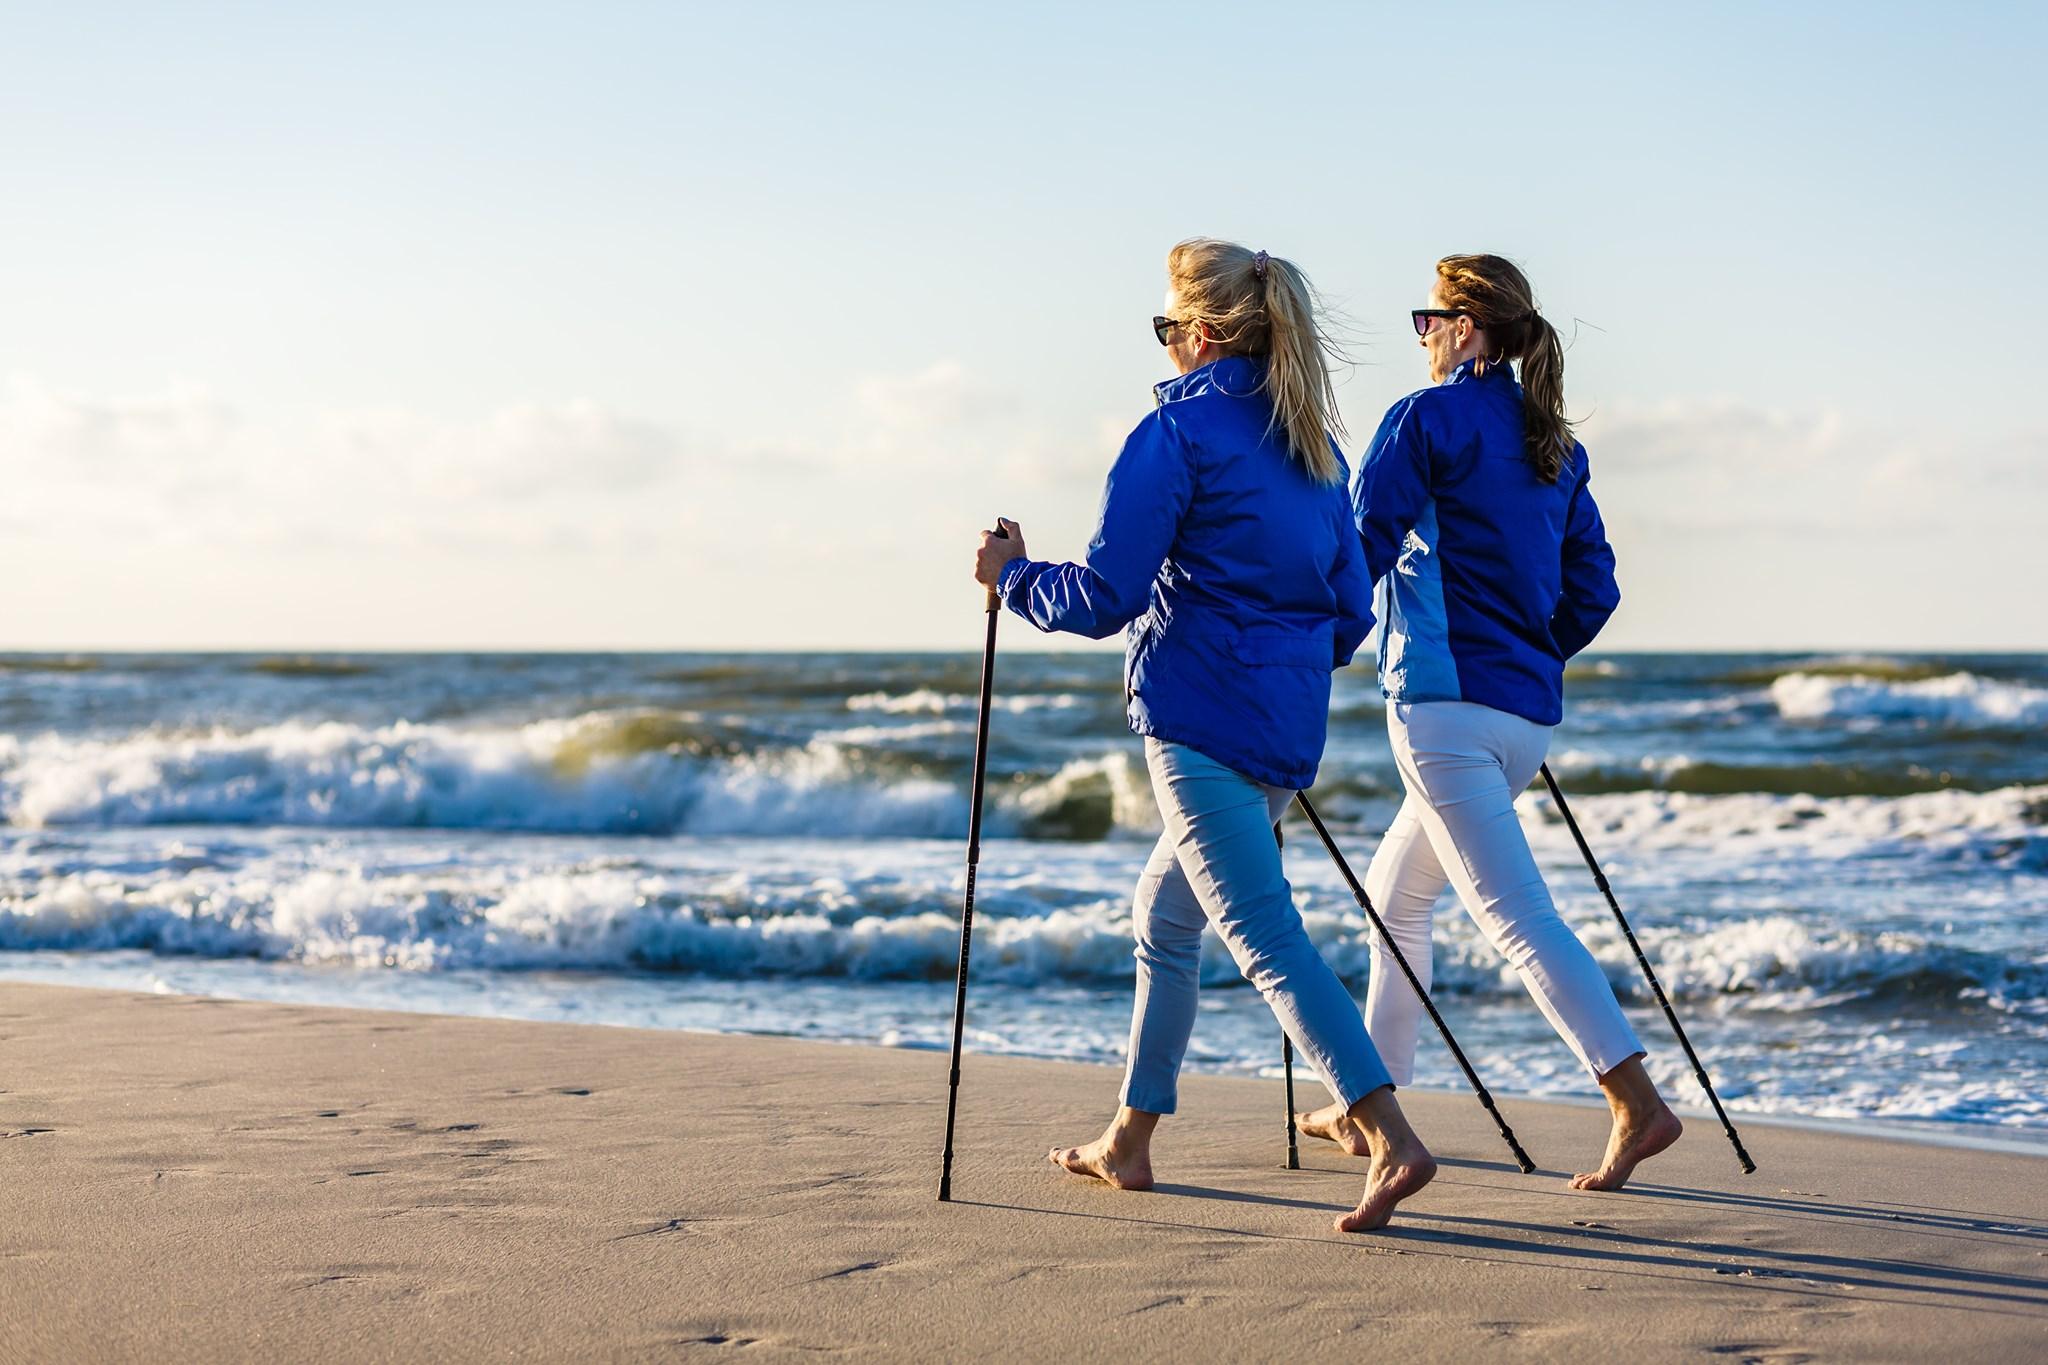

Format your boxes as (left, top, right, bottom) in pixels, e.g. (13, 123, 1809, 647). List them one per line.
(1048, 1135, 1153, 1191)
(1333, 1141, 1437, 1233)
(1570, 1105, 1682, 1191)
(1294, 1101, 1370, 1157)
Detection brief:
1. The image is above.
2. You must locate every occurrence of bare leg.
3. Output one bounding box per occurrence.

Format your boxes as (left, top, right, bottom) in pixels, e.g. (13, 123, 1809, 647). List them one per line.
(1333, 1086, 1437, 1233)
(1570, 1055, 1682, 1191)
(1048, 1106, 1158, 1191)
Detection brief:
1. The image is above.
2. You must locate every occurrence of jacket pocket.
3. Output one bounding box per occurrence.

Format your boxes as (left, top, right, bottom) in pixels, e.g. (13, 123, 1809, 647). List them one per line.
(1225, 629, 1334, 670)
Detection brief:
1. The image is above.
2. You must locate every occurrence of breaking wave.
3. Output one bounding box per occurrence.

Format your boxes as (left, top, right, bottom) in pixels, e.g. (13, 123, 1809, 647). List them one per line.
(1771, 671, 2048, 729)
(0, 713, 1164, 841)
(3, 864, 2041, 1014)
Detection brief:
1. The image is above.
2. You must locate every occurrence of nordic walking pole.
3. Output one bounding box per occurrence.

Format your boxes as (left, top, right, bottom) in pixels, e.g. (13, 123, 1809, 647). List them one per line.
(938, 521, 1009, 1202)
(1537, 763, 1757, 1175)
(1293, 793, 1538, 1173)
(1282, 1034, 1299, 1169)
(1276, 820, 1300, 1170)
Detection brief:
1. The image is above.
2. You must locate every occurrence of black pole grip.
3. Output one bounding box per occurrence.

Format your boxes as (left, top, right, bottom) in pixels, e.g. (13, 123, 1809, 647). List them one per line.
(982, 520, 1010, 613)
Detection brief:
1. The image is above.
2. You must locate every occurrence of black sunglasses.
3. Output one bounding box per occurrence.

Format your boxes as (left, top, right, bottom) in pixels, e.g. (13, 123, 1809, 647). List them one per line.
(1411, 308, 1471, 337)
(1152, 315, 1184, 345)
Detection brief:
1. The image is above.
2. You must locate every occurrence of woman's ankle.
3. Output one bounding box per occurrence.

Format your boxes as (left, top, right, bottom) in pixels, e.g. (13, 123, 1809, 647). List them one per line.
(1108, 1106, 1160, 1151)
(1596, 1054, 1663, 1119)
(1345, 1086, 1422, 1158)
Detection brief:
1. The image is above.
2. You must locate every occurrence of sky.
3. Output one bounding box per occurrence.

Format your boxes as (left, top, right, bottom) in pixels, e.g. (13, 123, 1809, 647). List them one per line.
(2, 1, 2042, 652)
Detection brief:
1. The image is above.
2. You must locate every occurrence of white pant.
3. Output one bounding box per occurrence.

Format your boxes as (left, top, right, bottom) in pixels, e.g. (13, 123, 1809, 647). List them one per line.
(1363, 701, 1643, 1084)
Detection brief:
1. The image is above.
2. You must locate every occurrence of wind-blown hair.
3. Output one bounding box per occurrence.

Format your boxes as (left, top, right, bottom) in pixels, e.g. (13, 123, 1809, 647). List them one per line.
(1166, 238, 1346, 484)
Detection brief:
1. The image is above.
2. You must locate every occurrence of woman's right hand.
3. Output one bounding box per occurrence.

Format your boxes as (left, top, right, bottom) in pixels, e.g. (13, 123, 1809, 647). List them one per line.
(974, 519, 1024, 588)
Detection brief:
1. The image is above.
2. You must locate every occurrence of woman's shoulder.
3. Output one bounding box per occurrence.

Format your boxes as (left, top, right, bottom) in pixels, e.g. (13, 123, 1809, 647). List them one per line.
(1364, 385, 1457, 458)
(1153, 355, 1263, 410)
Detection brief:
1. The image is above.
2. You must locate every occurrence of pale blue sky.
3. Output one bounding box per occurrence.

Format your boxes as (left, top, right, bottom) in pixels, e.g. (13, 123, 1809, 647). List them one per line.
(3, 2, 2041, 649)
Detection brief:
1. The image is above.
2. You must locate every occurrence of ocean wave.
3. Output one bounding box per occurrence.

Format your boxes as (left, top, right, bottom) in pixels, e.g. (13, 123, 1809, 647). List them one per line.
(1007, 752, 1160, 840)
(1520, 784, 2048, 862)
(1616, 914, 2048, 1009)
(0, 714, 1162, 841)
(1547, 754, 1989, 798)
(845, 688, 1088, 715)
(5, 711, 2046, 855)
(4, 864, 2040, 1014)
(0, 656, 101, 673)
(246, 656, 378, 678)
(0, 715, 955, 838)
(1717, 655, 1960, 686)
(1770, 671, 2048, 728)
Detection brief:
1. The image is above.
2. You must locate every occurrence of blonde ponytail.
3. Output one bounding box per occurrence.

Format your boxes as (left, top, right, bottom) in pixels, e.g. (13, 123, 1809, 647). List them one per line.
(1166, 238, 1347, 484)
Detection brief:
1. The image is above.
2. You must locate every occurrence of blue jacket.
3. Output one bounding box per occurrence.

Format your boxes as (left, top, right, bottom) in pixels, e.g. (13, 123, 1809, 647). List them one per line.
(1352, 358, 1619, 727)
(997, 355, 1374, 789)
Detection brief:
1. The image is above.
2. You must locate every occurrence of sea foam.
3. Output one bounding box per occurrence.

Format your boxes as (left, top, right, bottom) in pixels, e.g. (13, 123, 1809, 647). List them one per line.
(1771, 670, 2048, 728)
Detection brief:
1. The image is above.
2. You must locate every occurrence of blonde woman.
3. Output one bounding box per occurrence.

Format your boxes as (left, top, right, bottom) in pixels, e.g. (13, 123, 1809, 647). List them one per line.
(972, 240, 1434, 1233)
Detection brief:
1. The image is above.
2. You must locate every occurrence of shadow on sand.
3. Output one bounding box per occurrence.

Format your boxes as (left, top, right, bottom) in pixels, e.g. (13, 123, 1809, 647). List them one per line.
(962, 1163, 2048, 1321)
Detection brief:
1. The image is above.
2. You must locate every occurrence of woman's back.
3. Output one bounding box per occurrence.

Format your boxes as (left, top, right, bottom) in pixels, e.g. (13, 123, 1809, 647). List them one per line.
(1001, 354, 1374, 790)
(1151, 356, 1362, 636)
(1353, 357, 1617, 727)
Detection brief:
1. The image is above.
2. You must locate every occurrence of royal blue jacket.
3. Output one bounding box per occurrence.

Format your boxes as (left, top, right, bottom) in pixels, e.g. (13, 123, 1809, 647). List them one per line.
(997, 355, 1374, 789)
(1352, 358, 1619, 727)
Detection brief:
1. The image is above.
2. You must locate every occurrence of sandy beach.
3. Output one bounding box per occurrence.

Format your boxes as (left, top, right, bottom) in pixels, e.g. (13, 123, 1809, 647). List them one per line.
(3, 982, 2044, 1361)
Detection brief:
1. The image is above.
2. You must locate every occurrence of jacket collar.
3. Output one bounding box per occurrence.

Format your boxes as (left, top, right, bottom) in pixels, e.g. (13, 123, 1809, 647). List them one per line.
(1154, 353, 1264, 406)
(1444, 356, 1516, 387)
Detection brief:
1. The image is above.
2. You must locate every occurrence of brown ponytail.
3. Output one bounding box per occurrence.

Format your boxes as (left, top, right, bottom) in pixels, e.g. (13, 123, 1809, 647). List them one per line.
(1166, 238, 1347, 484)
(1434, 254, 1573, 483)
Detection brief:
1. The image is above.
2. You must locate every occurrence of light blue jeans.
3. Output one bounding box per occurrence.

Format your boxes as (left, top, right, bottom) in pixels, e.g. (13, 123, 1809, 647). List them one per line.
(1120, 738, 1393, 1115)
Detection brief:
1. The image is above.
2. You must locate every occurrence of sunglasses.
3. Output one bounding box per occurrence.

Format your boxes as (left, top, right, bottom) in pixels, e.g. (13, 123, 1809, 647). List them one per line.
(1152, 315, 1184, 345)
(1411, 309, 1471, 336)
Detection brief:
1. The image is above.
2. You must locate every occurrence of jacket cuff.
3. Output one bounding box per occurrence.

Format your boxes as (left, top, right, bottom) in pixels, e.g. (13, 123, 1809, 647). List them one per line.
(996, 554, 1033, 602)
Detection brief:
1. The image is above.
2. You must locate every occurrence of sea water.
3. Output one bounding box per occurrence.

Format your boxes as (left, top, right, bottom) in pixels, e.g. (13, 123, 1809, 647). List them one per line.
(2, 650, 2043, 1142)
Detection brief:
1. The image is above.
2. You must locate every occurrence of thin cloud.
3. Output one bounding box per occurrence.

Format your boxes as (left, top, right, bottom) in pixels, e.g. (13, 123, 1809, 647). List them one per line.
(0, 374, 240, 469)
(0, 378, 704, 551)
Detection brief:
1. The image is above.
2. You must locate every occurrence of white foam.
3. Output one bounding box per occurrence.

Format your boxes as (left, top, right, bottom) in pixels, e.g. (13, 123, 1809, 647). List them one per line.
(1519, 783, 2048, 861)
(0, 717, 975, 839)
(1771, 671, 2048, 727)
(845, 689, 1085, 715)
(4, 850, 2038, 1012)
(0, 714, 1191, 842)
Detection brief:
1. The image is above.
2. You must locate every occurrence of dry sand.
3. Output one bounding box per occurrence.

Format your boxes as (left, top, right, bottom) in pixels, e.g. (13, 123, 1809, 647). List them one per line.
(3, 982, 2044, 1361)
